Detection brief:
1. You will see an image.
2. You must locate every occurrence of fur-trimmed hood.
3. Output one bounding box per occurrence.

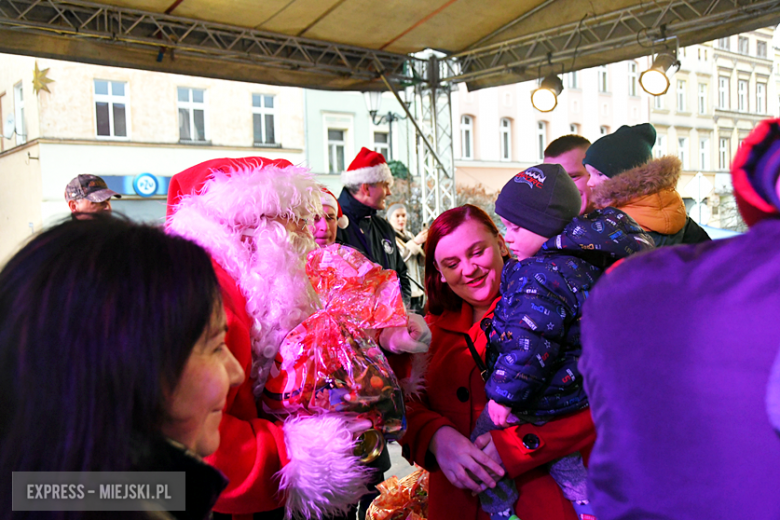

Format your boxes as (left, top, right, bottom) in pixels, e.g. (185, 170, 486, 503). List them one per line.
(591, 155, 687, 235)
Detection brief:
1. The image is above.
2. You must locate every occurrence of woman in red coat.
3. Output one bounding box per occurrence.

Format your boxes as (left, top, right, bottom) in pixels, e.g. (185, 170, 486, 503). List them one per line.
(399, 205, 596, 520)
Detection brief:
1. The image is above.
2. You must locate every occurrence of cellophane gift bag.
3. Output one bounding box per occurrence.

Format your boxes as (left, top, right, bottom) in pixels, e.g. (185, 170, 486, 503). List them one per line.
(366, 467, 429, 520)
(262, 244, 408, 440)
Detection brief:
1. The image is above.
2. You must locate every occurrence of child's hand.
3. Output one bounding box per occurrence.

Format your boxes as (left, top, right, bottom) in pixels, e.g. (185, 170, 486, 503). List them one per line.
(487, 400, 515, 428)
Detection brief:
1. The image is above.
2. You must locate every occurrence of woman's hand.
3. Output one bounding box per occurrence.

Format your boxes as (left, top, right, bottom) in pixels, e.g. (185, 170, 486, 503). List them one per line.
(473, 432, 502, 468)
(429, 426, 505, 494)
(413, 229, 428, 245)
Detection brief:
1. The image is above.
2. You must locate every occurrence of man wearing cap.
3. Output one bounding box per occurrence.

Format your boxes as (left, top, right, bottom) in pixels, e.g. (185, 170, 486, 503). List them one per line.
(65, 174, 120, 217)
(584, 123, 710, 246)
(337, 147, 411, 304)
(580, 118, 780, 519)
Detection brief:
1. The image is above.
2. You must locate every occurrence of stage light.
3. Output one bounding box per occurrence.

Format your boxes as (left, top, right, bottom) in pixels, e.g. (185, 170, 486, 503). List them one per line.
(639, 53, 679, 96)
(531, 74, 564, 112)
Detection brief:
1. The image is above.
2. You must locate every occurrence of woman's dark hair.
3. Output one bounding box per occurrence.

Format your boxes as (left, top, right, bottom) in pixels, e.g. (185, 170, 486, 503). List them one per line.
(424, 204, 508, 315)
(0, 217, 220, 482)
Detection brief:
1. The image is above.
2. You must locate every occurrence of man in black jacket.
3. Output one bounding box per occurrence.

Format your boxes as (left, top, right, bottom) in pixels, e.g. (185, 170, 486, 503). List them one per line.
(337, 147, 411, 305)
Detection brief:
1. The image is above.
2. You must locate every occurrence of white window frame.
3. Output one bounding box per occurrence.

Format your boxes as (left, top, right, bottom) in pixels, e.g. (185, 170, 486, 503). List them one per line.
(322, 113, 354, 174)
(738, 36, 749, 55)
(757, 41, 767, 58)
(628, 62, 637, 96)
(537, 121, 547, 161)
(177, 87, 208, 142)
(252, 93, 277, 146)
(738, 80, 748, 112)
(654, 94, 664, 110)
(567, 71, 579, 89)
(719, 77, 729, 109)
(676, 79, 687, 112)
(719, 138, 730, 170)
(569, 123, 579, 134)
(756, 83, 766, 114)
(698, 83, 707, 115)
(699, 137, 710, 170)
(13, 82, 26, 146)
(678, 137, 689, 170)
(461, 115, 474, 160)
(499, 118, 511, 162)
(373, 130, 390, 159)
(599, 126, 609, 136)
(94, 80, 130, 140)
(653, 134, 667, 158)
(327, 128, 347, 174)
(598, 66, 608, 93)
(718, 37, 730, 50)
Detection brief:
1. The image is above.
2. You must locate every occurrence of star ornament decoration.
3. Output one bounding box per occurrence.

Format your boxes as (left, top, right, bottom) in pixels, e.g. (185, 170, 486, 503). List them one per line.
(33, 62, 54, 94)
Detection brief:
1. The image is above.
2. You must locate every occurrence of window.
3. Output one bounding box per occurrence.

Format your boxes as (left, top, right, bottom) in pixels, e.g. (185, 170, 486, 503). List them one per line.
(373, 131, 389, 159)
(698, 83, 707, 115)
(653, 134, 667, 158)
(461, 115, 473, 159)
(598, 66, 608, 93)
(738, 36, 749, 55)
(700, 138, 710, 170)
(252, 94, 276, 145)
(94, 80, 127, 138)
(327, 129, 346, 173)
(654, 94, 664, 110)
(738, 80, 748, 112)
(757, 41, 767, 58)
(719, 76, 729, 109)
(13, 82, 26, 145)
(499, 118, 511, 161)
(757, 83, 766, 114)
(677, 80, 687, 111)
(177, 87, 206, 142)
(719, 138, 730, 170)
(599, 126, 609, 136)
(678, 137, 689, 170)
(567, 71, 579, 89)
(717, 37, 730, 50)
(569, 123, 579, 134)
(537, 121, 547, 161)
(628, 62, 637, 96)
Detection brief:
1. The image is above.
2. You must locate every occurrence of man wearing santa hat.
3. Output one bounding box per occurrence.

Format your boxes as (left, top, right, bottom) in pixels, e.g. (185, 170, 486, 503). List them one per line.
(338, 148, 411, 305)
(166, 157, 427, 520)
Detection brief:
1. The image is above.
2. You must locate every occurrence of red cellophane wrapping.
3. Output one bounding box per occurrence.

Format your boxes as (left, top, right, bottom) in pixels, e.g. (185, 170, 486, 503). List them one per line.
(262, 245, 408, 439)
(366, 467, 429, 520)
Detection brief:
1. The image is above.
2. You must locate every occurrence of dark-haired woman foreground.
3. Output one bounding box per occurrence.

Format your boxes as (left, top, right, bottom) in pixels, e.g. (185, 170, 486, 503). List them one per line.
(399, 205, 595, 520)
(0, 217, 244, 519)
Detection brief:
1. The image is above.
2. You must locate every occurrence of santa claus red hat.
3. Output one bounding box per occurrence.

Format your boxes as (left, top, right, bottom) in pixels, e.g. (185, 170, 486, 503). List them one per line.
(341, 147, 394, 187)
(731, 118, 780, 227)
(320, 186, 349, 229)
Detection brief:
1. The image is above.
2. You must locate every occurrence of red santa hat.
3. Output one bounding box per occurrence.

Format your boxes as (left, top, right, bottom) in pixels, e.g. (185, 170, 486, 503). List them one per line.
(731, 118, 780, 227)
(320, 186, 349, 229)
(341, 147, 394, 187)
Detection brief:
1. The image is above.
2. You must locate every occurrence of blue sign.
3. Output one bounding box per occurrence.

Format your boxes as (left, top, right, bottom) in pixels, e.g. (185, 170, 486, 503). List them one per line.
(133, 173, 159, 198)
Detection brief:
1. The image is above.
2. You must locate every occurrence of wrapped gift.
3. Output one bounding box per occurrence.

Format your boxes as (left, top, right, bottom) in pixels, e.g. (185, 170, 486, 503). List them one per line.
(366, 467, 429, 520)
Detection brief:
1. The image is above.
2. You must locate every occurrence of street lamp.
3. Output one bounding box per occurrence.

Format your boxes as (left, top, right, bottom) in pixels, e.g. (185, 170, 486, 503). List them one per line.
(364, 91, 408, 161)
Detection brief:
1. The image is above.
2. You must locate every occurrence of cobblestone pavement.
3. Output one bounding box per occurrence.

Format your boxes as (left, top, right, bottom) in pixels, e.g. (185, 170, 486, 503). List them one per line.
(386, 441, 416, 479)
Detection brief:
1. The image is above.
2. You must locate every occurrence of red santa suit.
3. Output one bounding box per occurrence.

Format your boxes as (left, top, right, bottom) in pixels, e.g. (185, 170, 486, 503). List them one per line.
(166, 157, 371, 519)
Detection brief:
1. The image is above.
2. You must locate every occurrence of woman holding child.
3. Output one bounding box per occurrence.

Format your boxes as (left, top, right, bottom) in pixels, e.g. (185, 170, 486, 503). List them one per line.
(399, 164, 653, 520)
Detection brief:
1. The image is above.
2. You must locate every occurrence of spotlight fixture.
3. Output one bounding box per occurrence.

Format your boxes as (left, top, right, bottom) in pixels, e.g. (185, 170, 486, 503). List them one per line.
(531, 74, 564, 112)
(639, 53, 680, 96)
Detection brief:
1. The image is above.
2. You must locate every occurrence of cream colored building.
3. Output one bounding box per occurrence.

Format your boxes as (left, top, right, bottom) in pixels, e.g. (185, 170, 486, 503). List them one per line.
(0, 54, 305, 263)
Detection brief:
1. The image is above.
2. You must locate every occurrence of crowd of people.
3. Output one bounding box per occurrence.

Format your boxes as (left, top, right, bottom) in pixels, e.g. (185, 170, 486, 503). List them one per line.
(2, 118, 780, 520)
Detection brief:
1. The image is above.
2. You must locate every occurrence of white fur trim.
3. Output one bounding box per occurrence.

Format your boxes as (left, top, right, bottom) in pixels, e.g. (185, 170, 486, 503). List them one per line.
(337, 215, 349, 229)
(320, 192, 339, 210)
(341, 163, 393, 187)
(399, 351, 429, 400)
(278, 414, 372, 519)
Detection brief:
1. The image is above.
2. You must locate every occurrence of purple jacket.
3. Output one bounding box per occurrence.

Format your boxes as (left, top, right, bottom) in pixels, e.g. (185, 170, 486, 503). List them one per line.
(580, 217, 780, 520)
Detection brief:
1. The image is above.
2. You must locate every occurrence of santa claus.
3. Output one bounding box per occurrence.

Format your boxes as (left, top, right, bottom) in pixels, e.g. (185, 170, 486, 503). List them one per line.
(166, 157, 427, 520)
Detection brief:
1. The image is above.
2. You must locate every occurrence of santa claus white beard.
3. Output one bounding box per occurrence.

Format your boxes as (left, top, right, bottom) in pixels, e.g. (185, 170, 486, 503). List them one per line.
(235, 220, 321, 398)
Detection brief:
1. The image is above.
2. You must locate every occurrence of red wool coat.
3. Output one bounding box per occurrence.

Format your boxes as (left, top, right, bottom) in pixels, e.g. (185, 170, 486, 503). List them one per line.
(399, 299, 596, 520)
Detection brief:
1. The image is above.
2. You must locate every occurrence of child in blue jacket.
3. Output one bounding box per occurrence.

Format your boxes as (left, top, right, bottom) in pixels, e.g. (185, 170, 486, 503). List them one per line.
(470, 164, 653, 520)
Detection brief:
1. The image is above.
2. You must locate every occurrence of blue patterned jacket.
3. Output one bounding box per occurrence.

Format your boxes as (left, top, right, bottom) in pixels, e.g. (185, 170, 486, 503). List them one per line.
(485, 207, 653, 417)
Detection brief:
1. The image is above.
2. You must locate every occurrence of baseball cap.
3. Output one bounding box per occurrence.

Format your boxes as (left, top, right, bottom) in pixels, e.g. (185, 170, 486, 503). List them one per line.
(65, 174, 121, 203)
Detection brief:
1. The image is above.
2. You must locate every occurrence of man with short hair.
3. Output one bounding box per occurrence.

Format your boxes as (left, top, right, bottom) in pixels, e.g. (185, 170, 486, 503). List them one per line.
(337, 147, 411, 304)
(544, 134, 592, 214)
(64, 174, 120, 216)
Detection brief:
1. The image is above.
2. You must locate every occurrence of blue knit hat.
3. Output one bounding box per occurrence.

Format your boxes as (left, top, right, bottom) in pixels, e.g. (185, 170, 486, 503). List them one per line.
(495, 164, 581, 238)
(583, 123, 657, 178)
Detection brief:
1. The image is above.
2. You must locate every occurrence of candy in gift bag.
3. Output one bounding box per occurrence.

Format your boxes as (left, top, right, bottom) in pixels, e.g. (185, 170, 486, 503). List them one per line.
(366, 467, 429, 520)
(262, 309, 406, 440)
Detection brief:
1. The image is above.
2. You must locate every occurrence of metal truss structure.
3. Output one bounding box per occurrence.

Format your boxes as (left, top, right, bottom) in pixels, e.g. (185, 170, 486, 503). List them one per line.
(449, 0, 780, 87)
(0, 0, 419, 85)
